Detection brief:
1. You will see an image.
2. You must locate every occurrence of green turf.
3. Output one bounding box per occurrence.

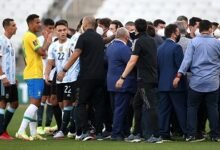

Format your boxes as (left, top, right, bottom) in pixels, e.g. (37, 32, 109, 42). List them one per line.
(0, 105, 219, 150)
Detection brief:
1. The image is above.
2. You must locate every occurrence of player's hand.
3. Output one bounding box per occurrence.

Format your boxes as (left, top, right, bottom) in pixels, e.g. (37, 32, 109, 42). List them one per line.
(2, 78, 10, 87)
(115, 78, 124, 89)
(57, 71, 65, 81)
(45, 74, 51, 85)
(46, 33, 53, 44)
(16, 79, 19, 85)
(173, 77, 180, 88)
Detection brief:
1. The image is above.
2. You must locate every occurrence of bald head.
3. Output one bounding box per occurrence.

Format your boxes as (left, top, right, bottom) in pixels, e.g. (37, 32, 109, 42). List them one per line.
(116, 27, 129, 38)
(82, 16, 96, 30)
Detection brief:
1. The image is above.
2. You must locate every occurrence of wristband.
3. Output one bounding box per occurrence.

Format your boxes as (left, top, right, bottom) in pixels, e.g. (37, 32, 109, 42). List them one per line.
(62, 68, 68, 72)
(120, 76, 126, 80)
(0, 74, 6, 80)
(176, 73, 181, 79)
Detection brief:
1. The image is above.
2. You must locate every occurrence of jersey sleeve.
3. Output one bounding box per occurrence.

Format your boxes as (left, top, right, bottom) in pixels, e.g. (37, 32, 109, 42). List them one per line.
(0, 38, 4, 56)
(132, 40, 142, 56)
(47, 43, 54, 60)
(26, 33, 41, 51)
(74, 35, 84, 51)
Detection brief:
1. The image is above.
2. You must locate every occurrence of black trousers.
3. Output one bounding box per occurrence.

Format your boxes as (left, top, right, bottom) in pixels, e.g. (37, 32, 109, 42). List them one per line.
(75, 79, 104, 134)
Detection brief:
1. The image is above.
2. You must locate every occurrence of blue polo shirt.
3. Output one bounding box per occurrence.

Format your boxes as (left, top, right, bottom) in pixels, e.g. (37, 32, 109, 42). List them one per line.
(178, 34, 220, 92)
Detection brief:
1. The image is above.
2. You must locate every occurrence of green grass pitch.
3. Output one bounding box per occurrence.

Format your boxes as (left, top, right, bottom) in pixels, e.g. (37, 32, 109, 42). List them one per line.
(0, 105, 219, 150)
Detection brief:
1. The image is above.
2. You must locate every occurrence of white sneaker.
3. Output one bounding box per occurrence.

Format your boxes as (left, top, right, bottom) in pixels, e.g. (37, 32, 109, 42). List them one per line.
(53, 131, 65, 139)
(75, 134, 82, 140)
(67, 132, 76, 138)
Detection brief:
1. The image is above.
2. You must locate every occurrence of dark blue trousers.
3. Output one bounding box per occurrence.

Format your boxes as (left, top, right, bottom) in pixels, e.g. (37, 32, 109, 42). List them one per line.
(111, 92, 132, 138)
(187, 88, 220, 138)
(159, 91, 187, 137)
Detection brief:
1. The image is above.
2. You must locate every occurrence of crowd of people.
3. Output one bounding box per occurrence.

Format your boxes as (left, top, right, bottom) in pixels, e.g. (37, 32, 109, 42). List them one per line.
(0, 14, 220, 143)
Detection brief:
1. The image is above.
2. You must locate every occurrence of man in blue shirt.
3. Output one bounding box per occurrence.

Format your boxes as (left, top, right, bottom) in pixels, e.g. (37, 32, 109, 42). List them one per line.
(173, 20, 220, 142)
(106, 27, 136, 140)
(157, 24, 187, 141)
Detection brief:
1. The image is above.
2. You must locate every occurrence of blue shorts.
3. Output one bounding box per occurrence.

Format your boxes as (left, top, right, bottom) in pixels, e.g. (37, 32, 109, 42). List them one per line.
(26, 79, 44, 100)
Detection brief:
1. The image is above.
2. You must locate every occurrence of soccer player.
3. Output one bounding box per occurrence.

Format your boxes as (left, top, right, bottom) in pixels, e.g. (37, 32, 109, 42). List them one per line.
(0, 18, 18, 140)
(37, 18, 55, 135)
(45, 20, 79, 138)
(16, 14, 52, 141)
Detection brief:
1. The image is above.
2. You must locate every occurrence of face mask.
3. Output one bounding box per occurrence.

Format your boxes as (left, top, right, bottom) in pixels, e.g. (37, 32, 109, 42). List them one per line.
(176, 34, 181, 43)
(214, 29, 220, 38)
(106, 30, 114, 37)
(129, 32, 137, 40)
(187, 28, 190, 33)
(195, 28, 200, 36)
(96, 26, 104, 35)
(157, 28, 165, 37)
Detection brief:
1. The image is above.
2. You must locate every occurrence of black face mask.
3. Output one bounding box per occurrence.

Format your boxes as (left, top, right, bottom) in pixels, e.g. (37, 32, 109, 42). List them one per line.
(129, 32, 137, 40)
(176, 34, 181, 43)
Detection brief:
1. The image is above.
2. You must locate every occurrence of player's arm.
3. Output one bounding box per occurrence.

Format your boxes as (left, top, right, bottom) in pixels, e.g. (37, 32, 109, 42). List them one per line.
(0, 50, 10, 86)
(115, 55, 139, 89)
(30, 32, 52, 56)
(56, 48, 81, 81)
(45, 59, 55, 85)
(38, 33, 53, 56)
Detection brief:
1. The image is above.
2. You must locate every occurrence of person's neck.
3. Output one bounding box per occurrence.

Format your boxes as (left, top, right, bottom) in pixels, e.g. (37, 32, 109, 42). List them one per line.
(4, 32, 12, 39)
(200, 31, 210, 35)
(59, 38, 67, 44)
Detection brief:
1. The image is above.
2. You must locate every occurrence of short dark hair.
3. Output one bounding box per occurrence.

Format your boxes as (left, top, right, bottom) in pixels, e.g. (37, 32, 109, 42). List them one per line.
(76, 18, 83, 31)
(55, 20, 68, 28)
(177, 15, 188, 23)
(212, 22, 219, 27)
(153, 19, 166, 27)
(146, 25, 156, 37)
(26, 14, 39, 24)
(135, 18, 147, 33)
(2, 18, 14, 28)
(199, 20, 212, 32)
(165, 24, 178, 38)
(111, 20, 123, 29)
(58, 19, 68, 27)
(125, 21, 135, 26)
(43, 18, 54, 26)
(146, 21, 153, 26)
(98, 18, 112, 28)
(189, 17, 202, 26)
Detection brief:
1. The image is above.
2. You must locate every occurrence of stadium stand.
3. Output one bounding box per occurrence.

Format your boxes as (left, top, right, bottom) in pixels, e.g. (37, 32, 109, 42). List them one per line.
(0, 0, 55, 56)
(95, 0, 220, 24)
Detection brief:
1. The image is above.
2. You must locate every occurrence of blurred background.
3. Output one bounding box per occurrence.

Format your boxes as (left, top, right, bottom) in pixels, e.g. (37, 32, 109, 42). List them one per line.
(0, 0, 220, 103)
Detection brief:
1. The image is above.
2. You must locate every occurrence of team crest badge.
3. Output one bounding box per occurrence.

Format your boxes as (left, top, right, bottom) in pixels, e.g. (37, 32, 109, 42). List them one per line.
(33, 40, 38, 46)
(59, 46, 63, 51)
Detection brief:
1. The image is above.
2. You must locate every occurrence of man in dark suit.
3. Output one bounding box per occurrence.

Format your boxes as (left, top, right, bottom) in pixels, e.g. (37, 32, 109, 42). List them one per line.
(157, 24, 187, 141)
(106, 27, 136, 140)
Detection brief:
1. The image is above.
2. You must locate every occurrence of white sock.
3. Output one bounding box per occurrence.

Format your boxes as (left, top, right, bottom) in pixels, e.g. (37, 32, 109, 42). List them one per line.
(29, 112, 37, 136)
(18, 104, 38, 134)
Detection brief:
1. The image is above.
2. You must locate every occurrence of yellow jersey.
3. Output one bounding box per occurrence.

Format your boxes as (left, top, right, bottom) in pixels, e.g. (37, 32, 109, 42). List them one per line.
(22, 31, 43, 79)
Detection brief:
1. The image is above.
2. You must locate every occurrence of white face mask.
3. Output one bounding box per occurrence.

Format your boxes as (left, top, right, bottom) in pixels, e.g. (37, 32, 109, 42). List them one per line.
(157, 28, 165, 37)
(187, 28, 190, 33)
(195, 28, 200, 36)
(106, 30, 114, 37)
(214, 29, 220, 38)
(96, 26, 104, 35)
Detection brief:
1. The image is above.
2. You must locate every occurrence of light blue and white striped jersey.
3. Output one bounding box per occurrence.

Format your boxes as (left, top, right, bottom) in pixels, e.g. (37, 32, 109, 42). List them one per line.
(0, 35, 16, 84)
(48, 37, 80, 84)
